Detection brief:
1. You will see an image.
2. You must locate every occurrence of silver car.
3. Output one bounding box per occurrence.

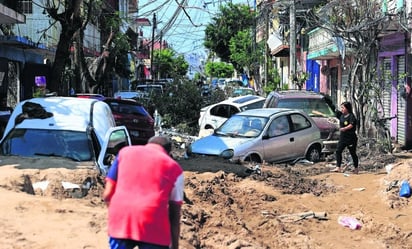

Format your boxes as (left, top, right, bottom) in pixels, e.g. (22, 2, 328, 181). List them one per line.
(187, 108, 323, 164)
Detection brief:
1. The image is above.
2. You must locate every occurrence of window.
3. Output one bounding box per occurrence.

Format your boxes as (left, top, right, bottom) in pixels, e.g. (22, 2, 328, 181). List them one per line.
(290, 114, 311, 131)
(268, 116, 290, 137)
(18, 0, 32, 14)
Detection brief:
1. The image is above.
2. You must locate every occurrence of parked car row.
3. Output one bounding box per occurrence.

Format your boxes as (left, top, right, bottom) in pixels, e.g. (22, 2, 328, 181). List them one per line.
(190, 90, 340, 164)
(198, 95, 266, 137)
(75, 93, 155, 145)
(0, 88, 339, 173)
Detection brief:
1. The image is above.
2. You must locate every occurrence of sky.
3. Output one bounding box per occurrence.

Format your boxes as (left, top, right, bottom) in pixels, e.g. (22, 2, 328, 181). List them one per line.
(137, 0, 255, 57)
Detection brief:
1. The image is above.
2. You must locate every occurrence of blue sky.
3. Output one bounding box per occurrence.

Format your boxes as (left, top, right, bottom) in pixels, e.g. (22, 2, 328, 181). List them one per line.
(137, 0, 254, 57)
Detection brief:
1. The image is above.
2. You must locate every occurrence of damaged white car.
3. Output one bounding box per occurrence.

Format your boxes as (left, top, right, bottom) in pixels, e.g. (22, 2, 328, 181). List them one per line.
(0, 97, 131, 198)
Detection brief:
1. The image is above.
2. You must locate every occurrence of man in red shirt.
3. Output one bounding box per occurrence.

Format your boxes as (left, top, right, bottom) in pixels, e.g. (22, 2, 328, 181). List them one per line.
(103, 136, 184, 249)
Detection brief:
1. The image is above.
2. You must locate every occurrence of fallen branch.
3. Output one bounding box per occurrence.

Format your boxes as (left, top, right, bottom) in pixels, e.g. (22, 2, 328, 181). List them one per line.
(262, 210, 329, 222)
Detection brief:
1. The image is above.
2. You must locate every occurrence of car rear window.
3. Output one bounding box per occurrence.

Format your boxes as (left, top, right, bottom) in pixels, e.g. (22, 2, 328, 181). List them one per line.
(108, 102, 148, 116)
(239, 100, 265, 112)
(278, 98, 335, 118)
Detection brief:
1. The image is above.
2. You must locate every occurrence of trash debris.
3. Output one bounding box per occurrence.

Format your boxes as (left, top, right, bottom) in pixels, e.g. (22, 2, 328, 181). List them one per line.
(385, 162, 402, 174)
(352, 187, 366, 191)
(338, 216, 362, 230)
(386, 180, 399, 192)
(246, 164, 261, 175)
(399, 180, 411, 198)
(61, 181, 80, 190)
(273, 211, 329, 222)
(32, 181, 50, 191)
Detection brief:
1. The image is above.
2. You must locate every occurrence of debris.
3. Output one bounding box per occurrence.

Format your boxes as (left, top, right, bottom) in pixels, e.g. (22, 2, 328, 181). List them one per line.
(352, 187, 366, 191)
(399, 180, 411, 198)
(61, 181, 80, 190)
(338, 216, 362, 230)
(386, 180, 399, 192)
(274, 211, 328, 222)
(246, 164, 261, 175)
(32, 180, 50, 192)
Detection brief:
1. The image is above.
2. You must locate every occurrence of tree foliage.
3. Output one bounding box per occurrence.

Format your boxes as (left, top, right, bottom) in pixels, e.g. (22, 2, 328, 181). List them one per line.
(44, 0, 132, 95)
(204, 61, 234, 78)
(152, 48, 188, 79)
(229, 30, 260, 73)
(204, 3, 255, 64)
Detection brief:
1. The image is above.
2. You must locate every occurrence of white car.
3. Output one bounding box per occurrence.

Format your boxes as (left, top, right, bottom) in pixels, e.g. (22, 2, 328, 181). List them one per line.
(198, 95, 266, 137)
(0, 97, 131, 175)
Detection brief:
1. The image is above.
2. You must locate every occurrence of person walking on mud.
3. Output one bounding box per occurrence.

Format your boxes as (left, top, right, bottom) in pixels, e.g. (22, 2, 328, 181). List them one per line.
(331, 101, 359, 174)
(102, 136, 184, 249)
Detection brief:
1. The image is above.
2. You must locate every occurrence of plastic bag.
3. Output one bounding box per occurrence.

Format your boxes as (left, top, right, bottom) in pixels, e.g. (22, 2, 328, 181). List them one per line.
(338, 216, 362, 230)
(399, 180, 411, 198)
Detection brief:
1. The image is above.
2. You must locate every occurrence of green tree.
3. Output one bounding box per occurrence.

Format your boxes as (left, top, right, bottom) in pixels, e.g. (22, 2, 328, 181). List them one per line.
(263, 67, 281, 94)
(204, 61, 234, 79)
(44, 0, 132, 95)
(204, 3, 255, 64)
(229, 30, 262, 75)
(153, 48, 189, 79)
(307, 0, 389, 135)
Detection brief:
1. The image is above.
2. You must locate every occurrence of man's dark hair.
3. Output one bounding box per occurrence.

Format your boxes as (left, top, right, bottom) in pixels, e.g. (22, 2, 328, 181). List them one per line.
(148, 136, 172, 153)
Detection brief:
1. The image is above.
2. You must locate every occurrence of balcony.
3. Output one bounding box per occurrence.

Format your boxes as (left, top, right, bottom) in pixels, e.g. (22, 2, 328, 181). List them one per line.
(307, 28, 340, 60)
(0, 3, 25, 24)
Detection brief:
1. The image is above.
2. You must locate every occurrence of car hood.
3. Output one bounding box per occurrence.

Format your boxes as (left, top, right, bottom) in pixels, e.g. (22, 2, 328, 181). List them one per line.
(190, 135, 251, 155)
(0, 156, 99, 198)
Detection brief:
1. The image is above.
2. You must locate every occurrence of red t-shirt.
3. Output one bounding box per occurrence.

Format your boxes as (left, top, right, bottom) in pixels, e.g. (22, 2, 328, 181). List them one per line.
(106, 144, 184, 246)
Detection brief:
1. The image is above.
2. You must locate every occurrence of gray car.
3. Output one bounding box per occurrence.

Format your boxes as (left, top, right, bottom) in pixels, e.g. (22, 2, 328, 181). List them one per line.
(263, 90, 339, 155)
(187, 108, 323, 164)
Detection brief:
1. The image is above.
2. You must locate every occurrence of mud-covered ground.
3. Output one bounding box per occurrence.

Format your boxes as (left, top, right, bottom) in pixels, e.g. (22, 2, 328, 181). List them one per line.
(0, 137, 411, 249)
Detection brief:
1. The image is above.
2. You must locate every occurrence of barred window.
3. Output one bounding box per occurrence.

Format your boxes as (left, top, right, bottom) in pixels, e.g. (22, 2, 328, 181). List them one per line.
(18, 0, 33, 14)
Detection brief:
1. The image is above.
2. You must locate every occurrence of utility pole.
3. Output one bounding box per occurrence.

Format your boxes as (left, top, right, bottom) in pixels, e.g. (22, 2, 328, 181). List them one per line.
(289, 0, 296, 89)
(150, 13, 156, 82)
(264, 6, 269, 90)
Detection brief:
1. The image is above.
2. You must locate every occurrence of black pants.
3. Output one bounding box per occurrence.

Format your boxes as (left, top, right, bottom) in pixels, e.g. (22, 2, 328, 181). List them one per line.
(336, 138, 359, 168)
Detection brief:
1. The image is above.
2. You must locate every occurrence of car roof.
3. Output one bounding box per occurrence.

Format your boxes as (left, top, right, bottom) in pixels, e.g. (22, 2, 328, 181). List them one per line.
(4, 97, 114, 133)
(220, 95, 265, 105)
(237, 108, 301, 117)
(270, 90, 326, 99)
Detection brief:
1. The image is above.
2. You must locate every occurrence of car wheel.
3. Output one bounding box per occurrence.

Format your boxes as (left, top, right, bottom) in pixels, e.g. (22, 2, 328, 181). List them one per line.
(244, 153, 262, 163)
(306, 145, 321, 162)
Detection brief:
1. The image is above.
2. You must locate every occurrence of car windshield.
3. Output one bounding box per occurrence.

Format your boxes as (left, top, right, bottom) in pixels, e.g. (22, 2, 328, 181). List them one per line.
(215, 115, 268, 138)
(278, 98, 335, 118)
(0, 129, 92, 161)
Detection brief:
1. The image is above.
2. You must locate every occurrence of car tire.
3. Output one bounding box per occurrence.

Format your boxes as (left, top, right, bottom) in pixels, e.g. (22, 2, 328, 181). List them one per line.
(306, 145, 321, 162)
(245, 153, 262, 163)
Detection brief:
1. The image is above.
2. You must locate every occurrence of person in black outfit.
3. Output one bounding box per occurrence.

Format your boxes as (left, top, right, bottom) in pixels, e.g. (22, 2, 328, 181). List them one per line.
(331, 101, 359, 174)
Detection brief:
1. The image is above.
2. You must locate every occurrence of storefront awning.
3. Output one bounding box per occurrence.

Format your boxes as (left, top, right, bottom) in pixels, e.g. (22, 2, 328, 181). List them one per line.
(271, 44, 301, 57)
(271, 45, 290, 57)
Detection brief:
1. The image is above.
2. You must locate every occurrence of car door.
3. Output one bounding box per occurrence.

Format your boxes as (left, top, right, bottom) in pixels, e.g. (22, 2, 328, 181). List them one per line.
(289, 113, 318, 158)
(209, 104, 232, 129)
(262, 114, 297, 162)
(97, 126, 131, 175)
